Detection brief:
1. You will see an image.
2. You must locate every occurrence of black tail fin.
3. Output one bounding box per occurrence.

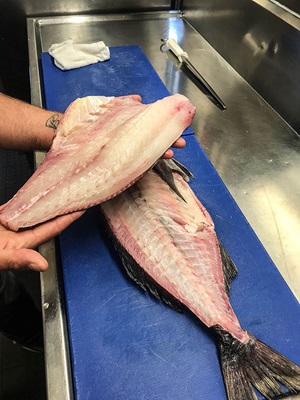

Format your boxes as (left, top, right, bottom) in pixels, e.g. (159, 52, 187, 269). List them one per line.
(214, 325, 300, 400)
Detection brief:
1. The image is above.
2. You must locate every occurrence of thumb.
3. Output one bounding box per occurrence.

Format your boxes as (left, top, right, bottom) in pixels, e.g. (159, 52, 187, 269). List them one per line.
(0, 248, 49, 272)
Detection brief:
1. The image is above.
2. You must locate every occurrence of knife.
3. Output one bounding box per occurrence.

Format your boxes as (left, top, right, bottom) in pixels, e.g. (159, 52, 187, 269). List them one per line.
(162, 38, 227, 110)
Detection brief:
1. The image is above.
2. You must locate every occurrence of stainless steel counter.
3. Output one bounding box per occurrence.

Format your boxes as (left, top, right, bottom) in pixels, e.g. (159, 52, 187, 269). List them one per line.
(27, 11, 300, 399)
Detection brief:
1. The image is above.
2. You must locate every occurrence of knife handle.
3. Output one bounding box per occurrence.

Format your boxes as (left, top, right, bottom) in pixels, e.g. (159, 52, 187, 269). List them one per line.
(166, 38, 189, 62)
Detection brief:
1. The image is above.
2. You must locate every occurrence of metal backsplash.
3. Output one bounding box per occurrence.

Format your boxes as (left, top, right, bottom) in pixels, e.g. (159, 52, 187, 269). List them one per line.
(182, 0, 300, 134)
(22, 0, 171, 16)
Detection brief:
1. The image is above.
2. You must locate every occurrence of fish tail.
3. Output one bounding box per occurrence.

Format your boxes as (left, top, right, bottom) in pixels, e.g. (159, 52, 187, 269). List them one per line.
(214, 325, 300, 400)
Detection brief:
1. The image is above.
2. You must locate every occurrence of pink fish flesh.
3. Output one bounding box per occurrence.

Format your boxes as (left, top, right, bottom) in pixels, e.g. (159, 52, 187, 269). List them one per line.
(100, 159, 300, 400)
(0, 94, 195, 231)
(101, 161, 247, 341)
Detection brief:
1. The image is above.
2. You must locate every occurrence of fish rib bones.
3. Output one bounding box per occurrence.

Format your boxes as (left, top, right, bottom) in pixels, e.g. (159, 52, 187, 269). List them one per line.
(0, 94, 196, 231)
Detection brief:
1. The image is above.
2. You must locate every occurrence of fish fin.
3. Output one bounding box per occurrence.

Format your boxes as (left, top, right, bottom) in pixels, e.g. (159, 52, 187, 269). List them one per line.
(214, 325, 300, 400)
(153, 158, 193, 202)
(154, 158, 193, 181)
(219, 241, 238, 294)
(167, 158, 194, 181)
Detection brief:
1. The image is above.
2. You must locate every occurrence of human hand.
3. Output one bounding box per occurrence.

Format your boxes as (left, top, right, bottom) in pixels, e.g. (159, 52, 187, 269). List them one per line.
(0, 210, 84, 272)
(162, 137, 186, 159)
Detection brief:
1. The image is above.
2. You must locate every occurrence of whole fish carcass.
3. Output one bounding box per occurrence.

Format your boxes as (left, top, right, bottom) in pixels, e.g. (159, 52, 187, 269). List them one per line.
(100, 159, 300, 400)
(0, 94, 195, 231)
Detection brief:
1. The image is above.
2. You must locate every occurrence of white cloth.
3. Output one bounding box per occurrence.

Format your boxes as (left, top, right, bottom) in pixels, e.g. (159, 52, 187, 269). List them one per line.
(48, 39, 110, 71)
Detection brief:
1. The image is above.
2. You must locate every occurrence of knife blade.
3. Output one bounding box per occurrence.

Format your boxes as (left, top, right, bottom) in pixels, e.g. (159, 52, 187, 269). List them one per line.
(162, 38, 227, 110)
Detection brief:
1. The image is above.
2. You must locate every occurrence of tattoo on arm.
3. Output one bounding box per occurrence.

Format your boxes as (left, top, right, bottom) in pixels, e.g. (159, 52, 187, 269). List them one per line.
(46, 114, 60, 132)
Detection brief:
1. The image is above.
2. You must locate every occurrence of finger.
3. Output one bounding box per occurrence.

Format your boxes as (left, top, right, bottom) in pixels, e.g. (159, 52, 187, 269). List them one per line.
(162, 149, 174, 159)
(162, 137, 186, 159)
(0, 248, 48, 272)
(172, 137, 186, 148)
(21, 210, 85, 249)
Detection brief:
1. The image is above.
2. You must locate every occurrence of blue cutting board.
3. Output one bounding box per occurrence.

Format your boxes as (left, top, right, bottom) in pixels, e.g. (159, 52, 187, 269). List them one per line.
(41, 47, 300, 400)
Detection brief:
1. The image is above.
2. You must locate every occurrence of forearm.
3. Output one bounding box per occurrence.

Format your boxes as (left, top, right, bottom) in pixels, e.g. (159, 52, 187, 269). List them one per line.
(0, 93, 61, 151)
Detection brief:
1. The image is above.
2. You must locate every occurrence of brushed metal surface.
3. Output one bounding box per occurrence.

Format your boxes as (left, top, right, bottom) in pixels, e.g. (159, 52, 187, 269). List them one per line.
(39, 239, 74, 400)
(24, 0, 171, 16)
(182, 0, 300, 134)
(0, 0, 170, 17)
(27, 10, 300, 398)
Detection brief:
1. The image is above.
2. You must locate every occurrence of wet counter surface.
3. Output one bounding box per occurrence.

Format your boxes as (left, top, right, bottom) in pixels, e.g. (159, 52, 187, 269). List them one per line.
(27, 11, 300, 399)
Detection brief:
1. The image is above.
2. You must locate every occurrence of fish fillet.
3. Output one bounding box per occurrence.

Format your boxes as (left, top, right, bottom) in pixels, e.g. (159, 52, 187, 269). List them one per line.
(0, 94, 195, 231)
(100, 159, 300, 400)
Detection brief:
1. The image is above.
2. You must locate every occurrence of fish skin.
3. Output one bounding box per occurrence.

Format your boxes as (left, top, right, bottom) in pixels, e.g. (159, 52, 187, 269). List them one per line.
(100, 159, 300, 400)
(0, 94, 195, 231)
